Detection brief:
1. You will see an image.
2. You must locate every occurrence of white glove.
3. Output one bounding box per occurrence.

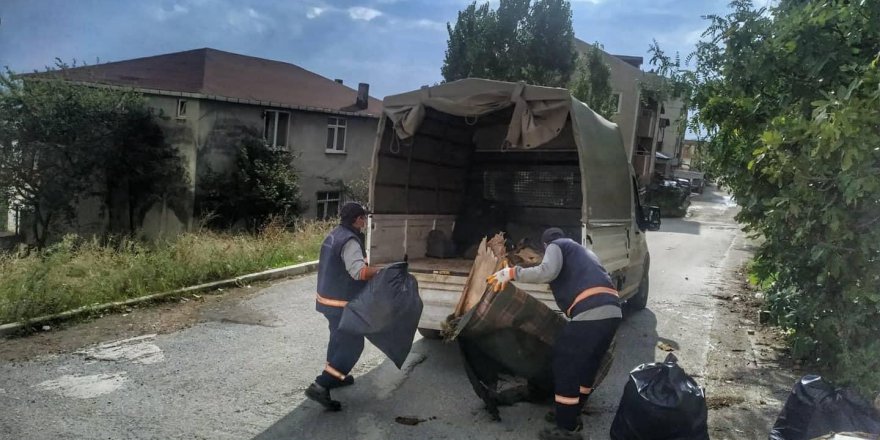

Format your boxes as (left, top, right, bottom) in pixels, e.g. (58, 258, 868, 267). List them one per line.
(487, 267, 516, 293)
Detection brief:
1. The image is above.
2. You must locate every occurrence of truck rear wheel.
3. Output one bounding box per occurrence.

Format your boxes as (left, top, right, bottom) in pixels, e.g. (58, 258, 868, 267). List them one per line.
(628, 265, 650, 311)
(418, 328, 443, 340)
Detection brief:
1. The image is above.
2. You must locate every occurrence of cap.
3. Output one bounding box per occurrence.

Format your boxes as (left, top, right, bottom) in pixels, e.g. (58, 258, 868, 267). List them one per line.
(541, 227, 565, 245)
(340, 202, 369, 222)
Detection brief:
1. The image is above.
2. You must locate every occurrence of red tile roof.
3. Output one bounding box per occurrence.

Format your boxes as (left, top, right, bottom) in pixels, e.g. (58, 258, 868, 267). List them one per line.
(37, 48, 382, 117)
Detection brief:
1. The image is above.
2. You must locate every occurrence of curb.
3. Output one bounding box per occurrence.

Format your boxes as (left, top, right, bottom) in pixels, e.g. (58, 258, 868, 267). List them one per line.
(0, 260, 319, 337)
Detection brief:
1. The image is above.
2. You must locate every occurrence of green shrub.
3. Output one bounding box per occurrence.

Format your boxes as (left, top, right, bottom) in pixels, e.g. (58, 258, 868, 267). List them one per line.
(650, 0, 880, 394)
(699, 1, 880, 395)
(0, 221, 331, 324)
(197, 125, 302, 231)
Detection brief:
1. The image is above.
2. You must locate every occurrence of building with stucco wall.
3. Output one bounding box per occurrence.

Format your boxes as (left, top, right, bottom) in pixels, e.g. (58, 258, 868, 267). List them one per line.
(575, 39, 644, 161)
(574, 39, 687, 185)
(19, 48, 380, 240)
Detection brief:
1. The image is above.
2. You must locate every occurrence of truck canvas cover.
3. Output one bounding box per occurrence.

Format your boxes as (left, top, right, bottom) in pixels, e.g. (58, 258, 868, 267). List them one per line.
(379, 78, 632, 228)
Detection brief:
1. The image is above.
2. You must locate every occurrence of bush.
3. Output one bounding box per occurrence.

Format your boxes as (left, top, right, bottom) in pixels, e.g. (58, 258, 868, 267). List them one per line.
(672, 0, 880, 395)
(198, 126, 302, 230)
(0, 220, 331, 324)
(0, 194, 7, 231)
(0, 67, 190, 246)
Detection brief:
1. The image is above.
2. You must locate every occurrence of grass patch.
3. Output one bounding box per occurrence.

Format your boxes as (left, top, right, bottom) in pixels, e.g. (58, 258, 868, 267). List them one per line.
(0, 220, 331, 324)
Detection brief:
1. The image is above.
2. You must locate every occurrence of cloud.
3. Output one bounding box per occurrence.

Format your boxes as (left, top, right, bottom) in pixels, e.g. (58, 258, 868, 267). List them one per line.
(683, 27, 704, 45)
(654, 25, 706, 48)
(348, 6, 383, 21)
(389, 18, 445, 31)
(226, 7, 272, 34)
(412, 18, 445, 31)
(307, 7, 325, 19)
(571, 0, 607, 4)
(154, 3, 189, 21)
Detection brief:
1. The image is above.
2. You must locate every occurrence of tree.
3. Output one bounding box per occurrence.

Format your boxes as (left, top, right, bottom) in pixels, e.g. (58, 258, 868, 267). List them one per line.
(0, 65, 189, 246)
(650, 0, 880, 394)
(442, 0, 577, 88)
(104, 107, 189, 235)
(197, 126, 302, 230)
(570, 43, 615, 118)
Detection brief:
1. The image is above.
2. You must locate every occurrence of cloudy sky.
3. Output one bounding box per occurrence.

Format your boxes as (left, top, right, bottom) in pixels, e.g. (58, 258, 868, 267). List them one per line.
(1, 0, 758, 98)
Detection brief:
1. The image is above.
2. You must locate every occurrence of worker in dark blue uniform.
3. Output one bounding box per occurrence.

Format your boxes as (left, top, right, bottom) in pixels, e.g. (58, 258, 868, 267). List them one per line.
(305, 202, 379, 411)
(488, 228, 622, 440)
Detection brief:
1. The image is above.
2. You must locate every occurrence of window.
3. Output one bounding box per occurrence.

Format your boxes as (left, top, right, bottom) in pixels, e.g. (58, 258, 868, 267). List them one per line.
(317, 191, 341, 220)
(611, 93, 622, 114)
(263, 110, 290, 148)
(326, 117, 347, 153)
(176, 99, 188, 118)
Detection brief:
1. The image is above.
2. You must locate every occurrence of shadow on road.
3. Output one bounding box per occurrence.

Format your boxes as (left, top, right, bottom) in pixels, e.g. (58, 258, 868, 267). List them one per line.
(692, 186, 732, 205)
(253, 309, 666, 439)
(252, 338, 467, 440)
(585, 307, 662, 425)
(660, 218, 701, 235)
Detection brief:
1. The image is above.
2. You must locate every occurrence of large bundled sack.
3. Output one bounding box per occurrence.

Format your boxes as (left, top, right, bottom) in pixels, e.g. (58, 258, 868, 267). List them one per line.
(444, 235, 615, 420)
(339, 262, 422, 368)
(610, 353, 709, 440)
(426, 230, 457, 259)
(769, 375, 880, 440)
(453, 282, 565, 419)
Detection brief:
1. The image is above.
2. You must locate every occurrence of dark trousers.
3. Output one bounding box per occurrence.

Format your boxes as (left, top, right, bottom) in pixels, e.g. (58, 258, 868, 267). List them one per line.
(315, 311, 365, 388)
(553, 317, 621, 431)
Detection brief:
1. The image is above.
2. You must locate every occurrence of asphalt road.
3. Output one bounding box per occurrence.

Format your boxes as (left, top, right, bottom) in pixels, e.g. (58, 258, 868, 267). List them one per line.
(0, 187, 742, 440)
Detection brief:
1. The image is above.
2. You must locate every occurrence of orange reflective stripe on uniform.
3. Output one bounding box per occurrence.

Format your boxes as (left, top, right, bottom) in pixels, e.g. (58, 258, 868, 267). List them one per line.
(316, 293, 348, 308)
(554, 394, 580, 406)
(579, 386, 592, 395)
(566, 286, 619, 317)
(324, 363, 347, 381)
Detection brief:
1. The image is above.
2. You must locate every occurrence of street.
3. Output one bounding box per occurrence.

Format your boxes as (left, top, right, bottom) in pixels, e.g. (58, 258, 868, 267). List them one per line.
(1, 187, 752, 440)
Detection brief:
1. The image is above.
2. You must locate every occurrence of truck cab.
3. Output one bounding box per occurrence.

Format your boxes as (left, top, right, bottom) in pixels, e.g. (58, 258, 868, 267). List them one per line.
(366, 79, 659, 335)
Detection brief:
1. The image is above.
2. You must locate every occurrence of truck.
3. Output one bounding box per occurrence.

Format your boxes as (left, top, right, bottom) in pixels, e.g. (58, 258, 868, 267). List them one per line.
(673, 169, 706, 194)
(366, 79, 660, 337)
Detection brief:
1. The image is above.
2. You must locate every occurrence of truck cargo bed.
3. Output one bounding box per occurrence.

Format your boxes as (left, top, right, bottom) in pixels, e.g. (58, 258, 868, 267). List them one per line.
(407, 258, 474, 276)
(401, 258, 557, 330)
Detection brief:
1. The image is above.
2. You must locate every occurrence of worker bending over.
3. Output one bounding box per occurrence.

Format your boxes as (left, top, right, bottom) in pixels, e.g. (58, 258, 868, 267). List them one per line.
(305, 202, 379, 411)
(488, 228, 621, 440)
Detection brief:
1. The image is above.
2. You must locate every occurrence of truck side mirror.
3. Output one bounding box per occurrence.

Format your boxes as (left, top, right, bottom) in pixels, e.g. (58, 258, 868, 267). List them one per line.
(646, 206, 661, 231)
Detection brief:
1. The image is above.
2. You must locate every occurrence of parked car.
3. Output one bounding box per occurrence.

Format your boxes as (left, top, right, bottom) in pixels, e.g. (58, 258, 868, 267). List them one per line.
(675, 178, 693, 194)
(649, 180, 691, 218)
(673, 169, 706, 193)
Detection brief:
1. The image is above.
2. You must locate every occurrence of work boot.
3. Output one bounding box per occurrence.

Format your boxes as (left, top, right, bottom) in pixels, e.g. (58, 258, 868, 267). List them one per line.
(328, 375, 354, 389)
(305, 383, 342, 411)
(538, 426, 584, 440)
(543, 412, 583, 431)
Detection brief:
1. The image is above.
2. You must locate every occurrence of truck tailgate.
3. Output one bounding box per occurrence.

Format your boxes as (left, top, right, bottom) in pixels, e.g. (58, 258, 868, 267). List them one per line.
(406, 258, 559, 330)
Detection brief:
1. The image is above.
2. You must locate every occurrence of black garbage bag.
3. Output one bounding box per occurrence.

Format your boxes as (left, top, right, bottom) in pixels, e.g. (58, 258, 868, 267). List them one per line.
(610, 353, 709, 440)
(426, 230, 457, 258)
(339, 262, 423, 368)
(769, 375, 880, 440)
(446, 282, 617, 421)
(445, 283, 565, 420)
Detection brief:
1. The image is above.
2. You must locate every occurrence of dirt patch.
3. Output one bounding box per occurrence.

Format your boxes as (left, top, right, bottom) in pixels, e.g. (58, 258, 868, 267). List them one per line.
(394, 416, 438, 426)
(0, 281, 271, 362)
(704, 253, 801, 439)
(707, 394, 747, 410)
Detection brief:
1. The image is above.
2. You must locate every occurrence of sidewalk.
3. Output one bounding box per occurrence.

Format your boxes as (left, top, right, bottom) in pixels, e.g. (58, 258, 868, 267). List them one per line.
(703, 233, 799, 439)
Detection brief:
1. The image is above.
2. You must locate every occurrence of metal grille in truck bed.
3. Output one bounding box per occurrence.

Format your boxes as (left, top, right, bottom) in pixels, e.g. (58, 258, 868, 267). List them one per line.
(482, 168, 581, 209)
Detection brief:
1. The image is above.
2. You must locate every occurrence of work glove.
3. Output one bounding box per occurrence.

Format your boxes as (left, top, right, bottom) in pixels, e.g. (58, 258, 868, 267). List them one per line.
(487, 267, 516, 293)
